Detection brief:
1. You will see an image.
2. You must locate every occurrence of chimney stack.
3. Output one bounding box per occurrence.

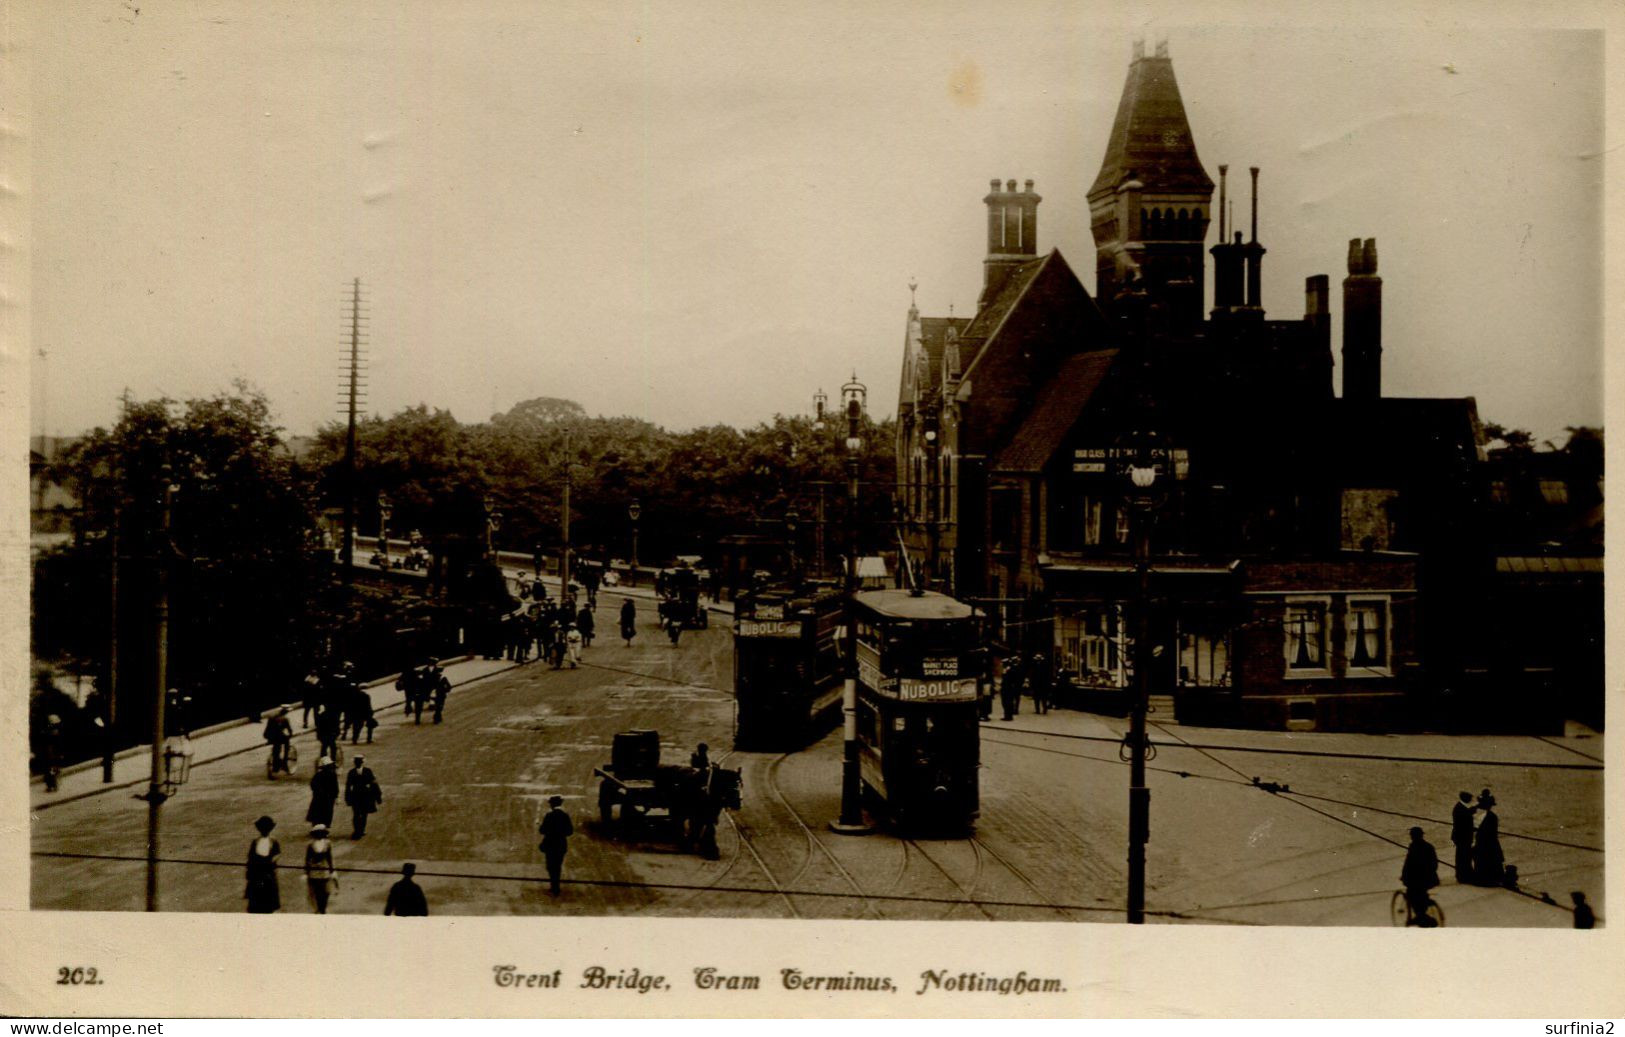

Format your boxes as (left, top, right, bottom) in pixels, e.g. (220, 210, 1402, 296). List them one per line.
(1243, 167, 1266, 310)
(979, 177, 1041, 310)
(1341, 237, 1383, 399)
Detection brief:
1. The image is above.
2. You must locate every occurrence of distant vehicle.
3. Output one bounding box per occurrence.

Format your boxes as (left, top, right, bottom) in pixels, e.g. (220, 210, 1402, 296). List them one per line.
(656, 565, 708, 629)
(732, 584, 844, 749)
(851, 589, 987, 834)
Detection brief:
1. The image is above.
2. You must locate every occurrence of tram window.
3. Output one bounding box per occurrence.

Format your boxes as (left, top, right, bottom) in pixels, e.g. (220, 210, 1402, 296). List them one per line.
(857, 703, 879, 743)
(893, 716, 907, 733)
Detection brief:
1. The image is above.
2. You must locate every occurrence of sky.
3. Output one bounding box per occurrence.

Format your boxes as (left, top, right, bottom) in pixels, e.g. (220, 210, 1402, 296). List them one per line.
(26, 3, 1605, 445)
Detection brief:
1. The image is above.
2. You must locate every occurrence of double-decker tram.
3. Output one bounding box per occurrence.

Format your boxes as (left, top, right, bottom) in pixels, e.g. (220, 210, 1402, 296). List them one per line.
(851, 589, 986, 833)
(732, 585, 844, 749)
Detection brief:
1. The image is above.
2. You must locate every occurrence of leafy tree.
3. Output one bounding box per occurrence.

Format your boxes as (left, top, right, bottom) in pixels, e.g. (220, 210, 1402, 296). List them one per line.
(38, 384, 325, 744)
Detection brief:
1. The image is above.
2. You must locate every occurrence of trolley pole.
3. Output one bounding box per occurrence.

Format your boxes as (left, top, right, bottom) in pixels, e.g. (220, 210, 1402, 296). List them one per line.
(831, 376, 871, 835)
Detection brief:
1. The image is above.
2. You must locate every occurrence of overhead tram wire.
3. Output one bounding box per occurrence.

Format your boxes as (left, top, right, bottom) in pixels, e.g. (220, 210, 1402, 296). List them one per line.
(980, 728, 1604, 853)
(32, 850, 1188, 918)
(980, 722, 1602, 771)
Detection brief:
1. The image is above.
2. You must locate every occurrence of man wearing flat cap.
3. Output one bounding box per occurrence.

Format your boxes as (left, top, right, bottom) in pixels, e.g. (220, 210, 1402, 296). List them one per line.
(538, 795, 574, 896)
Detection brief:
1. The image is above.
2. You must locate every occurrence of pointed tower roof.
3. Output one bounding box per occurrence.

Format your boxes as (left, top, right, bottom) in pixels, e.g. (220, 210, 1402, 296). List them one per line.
(1088, 46, 1214, 203)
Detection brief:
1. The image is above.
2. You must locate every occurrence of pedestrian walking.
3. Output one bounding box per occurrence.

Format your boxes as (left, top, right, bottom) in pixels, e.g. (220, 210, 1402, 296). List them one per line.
(566, 624, 584, 668)
(301, 668, 323, 729)
(1400, 826, 1441, 927)
(620, 598, 637, 646)
(304, 825, 338, 914)
(344, 755, 382, 839)
(244, 815, 282, 914)
(429, 661, 451, 724)
(314, 702, 342, 763)
(1571, 892, 1595, 929)
(537, 796, 574, 896)
(306, 757, 340, 828)
(38, 713, 62, 793)
(1472, 790, 1504, 886)
(1450, 791, 1477, 884)
(1000, 652, 1025, 721)
(1028, 652, 1051, 715)
(582, 564, 601, 611)
(665, 616, 682, 647)
(384, 863, 429, 916)
(349, 685, 375, 745)
(577, 605, 595, 647)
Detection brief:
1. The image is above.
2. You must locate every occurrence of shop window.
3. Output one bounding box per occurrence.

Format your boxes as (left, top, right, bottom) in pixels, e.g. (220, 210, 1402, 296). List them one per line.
(1539, 479, 1569, 505)
(1346, 597, 1391, 675)
(1283, 599, 1330, 675)
(1178, 624, 1231, 687)
(1114, 505, 1130, 544)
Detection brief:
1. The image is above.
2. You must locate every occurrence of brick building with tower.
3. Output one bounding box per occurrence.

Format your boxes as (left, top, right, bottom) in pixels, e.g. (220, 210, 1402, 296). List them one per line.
(895, 41, 1509, 732)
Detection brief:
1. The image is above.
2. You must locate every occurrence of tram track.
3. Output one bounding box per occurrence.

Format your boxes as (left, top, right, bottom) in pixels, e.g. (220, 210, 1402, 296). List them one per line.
(899, 836, 996, 921)
(760, 753, 889, 920)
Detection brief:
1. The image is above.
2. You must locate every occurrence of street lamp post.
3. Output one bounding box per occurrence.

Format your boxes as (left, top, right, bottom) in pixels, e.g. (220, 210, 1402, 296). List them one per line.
(627, 499, 641, 586)
(377, 493, 392, 567)
(483, 494, 501, 560)
(1123, 432, 1165, 924)
(922, 409, 941, 591)
(785, 505, 800, 585)
(831, 373, 871, 834)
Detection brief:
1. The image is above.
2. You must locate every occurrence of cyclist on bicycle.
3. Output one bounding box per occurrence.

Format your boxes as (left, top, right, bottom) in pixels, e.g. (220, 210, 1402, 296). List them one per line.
(1401, 826, 1441, 926)
(264, 708, 295, 774)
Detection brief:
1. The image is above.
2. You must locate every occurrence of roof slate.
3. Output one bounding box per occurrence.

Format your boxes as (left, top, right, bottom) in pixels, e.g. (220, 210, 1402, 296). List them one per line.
(1088, 55, 1214, 200)
(992, 349, 1119, 473)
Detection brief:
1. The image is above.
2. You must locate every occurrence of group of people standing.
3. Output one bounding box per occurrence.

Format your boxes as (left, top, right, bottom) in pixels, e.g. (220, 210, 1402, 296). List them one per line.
(300, 661, 377, 760)
(486, 592, 595, 669)
(989, 649, 1052, 722)
(1449, 788, 1506, 887)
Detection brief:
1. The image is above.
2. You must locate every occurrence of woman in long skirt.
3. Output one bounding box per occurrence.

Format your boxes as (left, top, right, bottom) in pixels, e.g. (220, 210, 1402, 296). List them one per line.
(1472, 791, 1505, 886)
(244, 815, 282, 913)
(304, 825, 338, 914)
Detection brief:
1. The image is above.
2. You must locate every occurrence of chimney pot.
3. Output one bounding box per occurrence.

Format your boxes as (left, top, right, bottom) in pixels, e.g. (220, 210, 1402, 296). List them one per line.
(990, 178, 1001, 193)
(1006, 179, 1017, 192)
(1347, 238, 1364, 274)
(1363, 238, 1378, 273)
(1024, 179, 1034, 192)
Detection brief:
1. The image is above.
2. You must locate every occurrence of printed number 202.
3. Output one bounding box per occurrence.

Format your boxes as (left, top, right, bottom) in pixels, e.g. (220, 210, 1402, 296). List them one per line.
(57, 967, 101, 986)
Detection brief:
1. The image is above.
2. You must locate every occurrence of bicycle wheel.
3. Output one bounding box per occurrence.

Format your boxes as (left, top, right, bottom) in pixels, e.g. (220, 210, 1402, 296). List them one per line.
(1424, 901, 1445, 928)
(1389, 890, 1410, 927)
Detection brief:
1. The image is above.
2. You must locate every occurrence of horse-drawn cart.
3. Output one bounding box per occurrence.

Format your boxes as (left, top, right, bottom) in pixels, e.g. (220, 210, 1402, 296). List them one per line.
(594, 730, 741, 857)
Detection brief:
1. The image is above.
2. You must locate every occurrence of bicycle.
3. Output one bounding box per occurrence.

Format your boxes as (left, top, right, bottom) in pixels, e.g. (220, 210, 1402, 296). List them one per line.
(1390, 889, 1445, 928)
(266, 741, 298, 779)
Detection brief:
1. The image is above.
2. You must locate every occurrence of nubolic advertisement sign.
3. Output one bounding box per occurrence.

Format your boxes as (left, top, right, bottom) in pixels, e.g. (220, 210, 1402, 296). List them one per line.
(736, 619, 800, 638)
(895, 678, 979, 703)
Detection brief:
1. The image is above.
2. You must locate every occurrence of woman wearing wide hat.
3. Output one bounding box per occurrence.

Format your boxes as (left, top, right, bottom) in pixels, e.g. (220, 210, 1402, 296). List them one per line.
(244, 815, 282, 913)
(1472, 789, 1505, 886)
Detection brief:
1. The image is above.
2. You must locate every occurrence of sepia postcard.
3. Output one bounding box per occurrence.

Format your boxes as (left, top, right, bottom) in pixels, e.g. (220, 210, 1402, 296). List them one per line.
(3, 0, 1623, 1019)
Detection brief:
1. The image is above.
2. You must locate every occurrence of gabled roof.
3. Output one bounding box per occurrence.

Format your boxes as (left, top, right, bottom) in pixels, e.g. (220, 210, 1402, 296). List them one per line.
(1088, 53, 1214, 201)
(918, 315, 972, 388)
(955, 254, 1053, 383)
(992, 349, 1119, 473)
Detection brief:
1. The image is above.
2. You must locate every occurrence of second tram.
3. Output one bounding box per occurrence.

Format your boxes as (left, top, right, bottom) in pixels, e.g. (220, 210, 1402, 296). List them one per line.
(852, 589, 986, 833)
(732, 585, 844, 749)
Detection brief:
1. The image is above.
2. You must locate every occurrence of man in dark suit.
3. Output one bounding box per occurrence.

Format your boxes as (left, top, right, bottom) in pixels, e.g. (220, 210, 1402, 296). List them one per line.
(1450, 791, 1477, 884)
(1400, 826, 1441, 926)
(384, 863, 428, 916)
(344, 754, 382, 839)
(538, 796, 574, 896)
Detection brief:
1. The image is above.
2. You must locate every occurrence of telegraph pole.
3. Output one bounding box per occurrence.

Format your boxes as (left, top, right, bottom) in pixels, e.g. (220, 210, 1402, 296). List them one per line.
(340, 278, 368, 584)
(830, 375, 871, 835)
(145, 472, 174, 912)
(559, 428, 572, 598)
